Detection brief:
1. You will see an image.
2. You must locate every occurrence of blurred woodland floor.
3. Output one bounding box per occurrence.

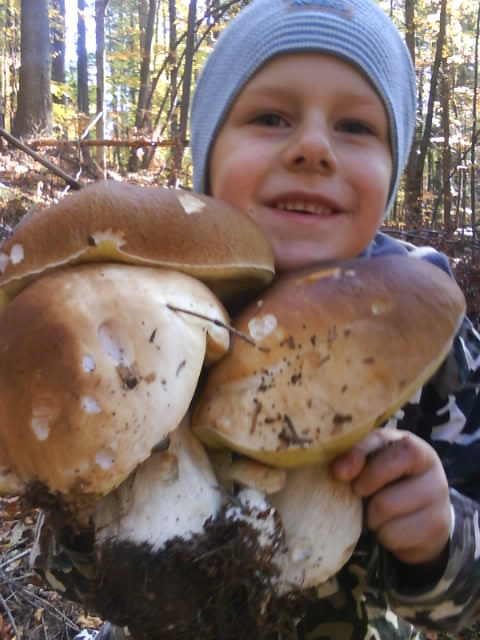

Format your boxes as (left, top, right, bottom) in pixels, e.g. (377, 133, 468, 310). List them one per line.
(0, 145, 480, 638)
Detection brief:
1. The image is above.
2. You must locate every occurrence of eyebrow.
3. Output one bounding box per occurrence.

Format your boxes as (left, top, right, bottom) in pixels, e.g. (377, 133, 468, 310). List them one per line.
(244, 82, 382, 105)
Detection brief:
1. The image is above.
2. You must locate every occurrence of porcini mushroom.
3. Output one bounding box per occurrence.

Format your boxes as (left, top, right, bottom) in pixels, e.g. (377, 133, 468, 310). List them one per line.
(192, 255, 466, 466)
(0, 264, 230, 525)
(0, 180, 275, 527)
(191, 255, 466, 600)
(0, 180, 275, 307)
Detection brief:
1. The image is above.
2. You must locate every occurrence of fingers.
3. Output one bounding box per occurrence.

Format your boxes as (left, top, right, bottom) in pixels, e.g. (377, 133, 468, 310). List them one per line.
(351, 430, 435, 498)
(331, 427, 421, 484)
(365, 465, 452, 563)
(330, 428, 452, 565)
(373, 501, 452, 564)
(365, 466, 448, 530)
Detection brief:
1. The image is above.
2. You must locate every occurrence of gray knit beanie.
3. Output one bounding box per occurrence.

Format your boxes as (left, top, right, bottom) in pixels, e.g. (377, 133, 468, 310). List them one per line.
(191, 0, 416, 216)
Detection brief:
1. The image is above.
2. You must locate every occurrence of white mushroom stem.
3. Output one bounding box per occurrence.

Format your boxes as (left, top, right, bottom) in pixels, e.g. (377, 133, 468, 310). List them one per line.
(89, 424, 289, 639)
(211, 454, 361, 594)
(269, 464, 362, 594)
(224, 488, 283, 555)
(94, 418, 222, 549)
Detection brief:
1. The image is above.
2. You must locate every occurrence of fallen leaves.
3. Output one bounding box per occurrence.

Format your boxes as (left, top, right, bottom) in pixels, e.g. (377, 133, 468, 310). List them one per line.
(0, 497, 86, 639)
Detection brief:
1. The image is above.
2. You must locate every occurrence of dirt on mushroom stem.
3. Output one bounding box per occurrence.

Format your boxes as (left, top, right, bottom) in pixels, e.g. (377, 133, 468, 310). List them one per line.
(2, 495, 480, 640)
(89, 505, 312, 640)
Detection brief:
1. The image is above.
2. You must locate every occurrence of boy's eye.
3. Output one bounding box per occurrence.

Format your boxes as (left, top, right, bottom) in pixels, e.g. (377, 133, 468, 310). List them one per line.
(252, 113, 288, 128)
(338, 120, 375, 135)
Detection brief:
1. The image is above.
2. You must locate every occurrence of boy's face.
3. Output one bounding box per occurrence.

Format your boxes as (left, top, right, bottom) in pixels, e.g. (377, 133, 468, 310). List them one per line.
(209, 54, 392, 271)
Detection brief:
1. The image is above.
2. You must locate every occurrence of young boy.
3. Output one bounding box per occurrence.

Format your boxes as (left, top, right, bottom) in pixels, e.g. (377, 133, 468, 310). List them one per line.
(188, 0, 480, 637)
(46, 1, 479, 638)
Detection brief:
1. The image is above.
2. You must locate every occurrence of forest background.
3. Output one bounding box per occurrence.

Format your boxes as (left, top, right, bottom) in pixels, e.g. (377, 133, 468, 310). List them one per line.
(0, 0, 479, 232)
(0, 0, 479, 638)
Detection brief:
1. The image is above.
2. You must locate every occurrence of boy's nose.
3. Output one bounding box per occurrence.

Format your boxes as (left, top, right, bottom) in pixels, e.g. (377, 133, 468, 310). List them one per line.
(283, 124, 337, 174)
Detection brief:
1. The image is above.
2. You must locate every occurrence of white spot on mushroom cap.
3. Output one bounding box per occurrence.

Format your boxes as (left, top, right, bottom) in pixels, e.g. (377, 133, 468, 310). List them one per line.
(31, 416, 50, 441)
(98, 320, 134, 364)
(248, 314, 277, 341)
(30, 399, 60, 441)
(82, 354, 96, 373)
(371, 296, 394, 315)
(90, 229, 125, 248)
(95, 448, 116, 470)
(178, 193, 206, 215)
(10, 244, 24, 265)
(81, 396, 101, 414)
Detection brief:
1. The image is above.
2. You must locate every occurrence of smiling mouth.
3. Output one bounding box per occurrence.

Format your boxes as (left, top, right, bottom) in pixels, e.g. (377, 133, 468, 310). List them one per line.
(275, 201, 336, 216)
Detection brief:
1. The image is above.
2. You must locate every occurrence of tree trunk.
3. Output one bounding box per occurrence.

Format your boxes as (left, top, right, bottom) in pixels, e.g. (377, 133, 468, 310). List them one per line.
(51, 0, 66, 105)
(163, 0, 178, 175)
(404, 0, 447, 227)
(128, 0, 157, 172)
(77, 0, 97, 174)
(404, 0, 415, 67)
(95, 0, 109, 173)
(440, 58, 451, 229)
(77, 0, 89, 117)
(471, 0, 480, 260)
(169, 0, 196, 186)
(13, 0, 52, 137)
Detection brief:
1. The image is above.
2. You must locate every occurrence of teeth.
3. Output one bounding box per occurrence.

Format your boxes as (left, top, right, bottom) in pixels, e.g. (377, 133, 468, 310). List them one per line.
(276, 201, 333, 216)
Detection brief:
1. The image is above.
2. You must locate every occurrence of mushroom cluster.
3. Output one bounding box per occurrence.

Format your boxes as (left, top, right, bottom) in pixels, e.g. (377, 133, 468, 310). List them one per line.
(0, 180, 274, 522)
(191, 256, 466, 608)
(0, 183, 466, 640)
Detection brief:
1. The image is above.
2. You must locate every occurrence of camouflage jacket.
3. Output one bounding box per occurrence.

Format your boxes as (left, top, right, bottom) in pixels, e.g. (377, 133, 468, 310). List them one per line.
(32, 233, 480, 640)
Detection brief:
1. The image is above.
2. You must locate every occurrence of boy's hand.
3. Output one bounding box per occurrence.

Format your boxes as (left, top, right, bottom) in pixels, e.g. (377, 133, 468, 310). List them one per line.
(331, 428, 452, 567)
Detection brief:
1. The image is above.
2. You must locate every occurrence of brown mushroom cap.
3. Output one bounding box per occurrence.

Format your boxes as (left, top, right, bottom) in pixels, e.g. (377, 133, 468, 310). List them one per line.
(0, 180, 275, 308)
(0, 264, 229, 521)
(192, 255, 466, 467)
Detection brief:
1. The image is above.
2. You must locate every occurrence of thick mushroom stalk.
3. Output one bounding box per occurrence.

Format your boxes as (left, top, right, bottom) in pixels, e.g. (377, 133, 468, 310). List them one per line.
(211, 453, 362, 599)
(93, 418, 223, 551)
(269, 465, 362, 594)
(89, 419, 296, 640)
(0, 264, 229, 526)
